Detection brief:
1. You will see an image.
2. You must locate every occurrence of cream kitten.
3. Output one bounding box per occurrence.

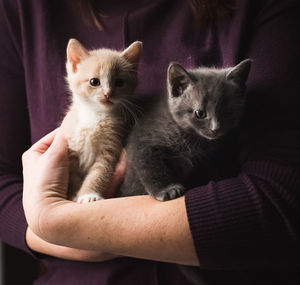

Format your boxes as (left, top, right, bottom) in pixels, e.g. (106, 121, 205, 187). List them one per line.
(61, 39, 142, 203)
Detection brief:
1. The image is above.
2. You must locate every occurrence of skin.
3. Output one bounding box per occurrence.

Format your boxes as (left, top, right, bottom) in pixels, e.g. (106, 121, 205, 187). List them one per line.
(26, 227, 118, 262)
(22, 129, 199, 266)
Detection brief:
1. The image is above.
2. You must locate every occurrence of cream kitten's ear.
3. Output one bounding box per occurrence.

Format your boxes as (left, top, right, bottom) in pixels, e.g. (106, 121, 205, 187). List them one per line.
(67, 39, 89, 73)
(121, 41, 143, 68)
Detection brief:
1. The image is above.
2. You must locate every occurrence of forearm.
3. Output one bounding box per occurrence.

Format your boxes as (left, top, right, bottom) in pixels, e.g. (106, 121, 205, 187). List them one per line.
(31, 195, 199, 266)
(22, 129, 198, 266)
(26, 227, 118, 262)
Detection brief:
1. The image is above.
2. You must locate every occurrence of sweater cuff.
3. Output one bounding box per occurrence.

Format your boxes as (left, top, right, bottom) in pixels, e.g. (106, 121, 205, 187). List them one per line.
(185, 175, 268, 269)
(185, 159, 300, 269)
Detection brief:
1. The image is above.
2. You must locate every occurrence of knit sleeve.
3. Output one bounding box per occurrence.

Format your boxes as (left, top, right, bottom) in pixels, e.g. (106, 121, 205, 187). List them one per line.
(185, 0, 300, 269)
(0, 0, 34, 255)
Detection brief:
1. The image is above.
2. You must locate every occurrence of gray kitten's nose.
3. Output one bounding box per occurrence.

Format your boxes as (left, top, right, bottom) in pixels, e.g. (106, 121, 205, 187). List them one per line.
(209, 120, 220, 135)
(210, 129, 218, 134)
(209, 128, 221, 136)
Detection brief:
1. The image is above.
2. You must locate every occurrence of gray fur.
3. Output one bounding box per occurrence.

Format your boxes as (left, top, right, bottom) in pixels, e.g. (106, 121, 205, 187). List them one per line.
(119, 60, 251, 201)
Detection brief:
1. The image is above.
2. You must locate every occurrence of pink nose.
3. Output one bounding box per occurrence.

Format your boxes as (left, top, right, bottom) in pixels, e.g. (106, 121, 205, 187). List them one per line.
(104, 92, 111, 100)
(209, 129, 220, 135)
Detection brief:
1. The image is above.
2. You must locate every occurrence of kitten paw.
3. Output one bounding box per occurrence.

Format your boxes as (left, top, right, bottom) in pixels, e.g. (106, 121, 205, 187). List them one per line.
(154, 184, 185, 201)
(77, 193, 103, 204)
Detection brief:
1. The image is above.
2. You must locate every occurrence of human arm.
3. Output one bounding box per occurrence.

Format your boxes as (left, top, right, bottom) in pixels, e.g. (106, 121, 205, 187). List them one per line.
(28, 195, 198, 266)
(26, 227, 118, 262)
(22, 129, 199, 266)
(24, 129, 125, 262)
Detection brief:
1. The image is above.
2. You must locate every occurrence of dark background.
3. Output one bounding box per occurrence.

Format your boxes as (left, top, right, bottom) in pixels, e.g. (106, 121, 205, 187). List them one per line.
(2, 243, 39, 284)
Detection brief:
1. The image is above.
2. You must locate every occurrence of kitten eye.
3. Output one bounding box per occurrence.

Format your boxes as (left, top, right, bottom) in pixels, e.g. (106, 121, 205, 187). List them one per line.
(89, 78, 100, 87)
(194, 109, 206, 119)
(115, 78, 125, 87)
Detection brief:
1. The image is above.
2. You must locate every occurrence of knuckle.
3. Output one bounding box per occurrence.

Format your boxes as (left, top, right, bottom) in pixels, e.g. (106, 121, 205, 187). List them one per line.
(22, 148, 33, 163)
(21, 151, 28, 162)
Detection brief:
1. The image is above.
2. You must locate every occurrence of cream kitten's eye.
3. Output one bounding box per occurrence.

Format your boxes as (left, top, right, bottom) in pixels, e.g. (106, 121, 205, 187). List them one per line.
(115, 78, 125, 87)
(89, 78, 100, 87)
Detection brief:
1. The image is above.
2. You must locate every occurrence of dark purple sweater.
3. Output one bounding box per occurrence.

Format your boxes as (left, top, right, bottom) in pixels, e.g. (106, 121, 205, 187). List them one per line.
(1, 0, 300, 284)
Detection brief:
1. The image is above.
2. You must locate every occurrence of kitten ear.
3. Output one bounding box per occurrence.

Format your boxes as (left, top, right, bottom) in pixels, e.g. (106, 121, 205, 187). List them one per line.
(67, 39, 89, 73)
(121, 41, 143, 68)
(167, 63, 193, 97)
(226, 59, 252, 84)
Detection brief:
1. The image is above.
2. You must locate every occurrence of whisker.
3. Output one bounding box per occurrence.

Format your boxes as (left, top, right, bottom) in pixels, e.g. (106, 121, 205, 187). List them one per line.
(118, 101, 139, 126)
(120, 98, 143, 114)
(117, 103, 128, 122)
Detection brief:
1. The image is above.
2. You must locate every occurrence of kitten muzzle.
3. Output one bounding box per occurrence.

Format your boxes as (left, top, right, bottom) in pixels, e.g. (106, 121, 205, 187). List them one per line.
(209, 129, 221, 136)
(201, 129, 222, 140)
(100, 93, 114, 105)
(100, 98, 114, 105)
(104, 93, 111, 100)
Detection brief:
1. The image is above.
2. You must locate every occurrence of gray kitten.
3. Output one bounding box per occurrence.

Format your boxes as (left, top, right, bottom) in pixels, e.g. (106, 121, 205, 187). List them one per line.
(119, 59, 251, 201)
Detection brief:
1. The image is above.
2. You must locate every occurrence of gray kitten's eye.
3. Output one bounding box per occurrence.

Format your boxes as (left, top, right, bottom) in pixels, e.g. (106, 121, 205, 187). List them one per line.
(194, 109, 206, 119)
(115, 78, 125, 87)
(89, 78, 100, 87)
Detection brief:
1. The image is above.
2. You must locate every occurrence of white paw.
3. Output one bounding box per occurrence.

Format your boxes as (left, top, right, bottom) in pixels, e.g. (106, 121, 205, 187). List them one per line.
(77, 193, 103, 204)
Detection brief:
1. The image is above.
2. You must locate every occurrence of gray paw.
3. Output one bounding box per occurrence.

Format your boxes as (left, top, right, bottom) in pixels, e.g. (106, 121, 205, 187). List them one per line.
(154, 184, 185, 201)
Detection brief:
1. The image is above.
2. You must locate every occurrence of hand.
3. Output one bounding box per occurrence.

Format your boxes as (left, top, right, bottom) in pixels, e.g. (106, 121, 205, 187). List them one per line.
(22, 130, 197, 266)
(22, 128, 127, 234)
(22, 128, 70, 232)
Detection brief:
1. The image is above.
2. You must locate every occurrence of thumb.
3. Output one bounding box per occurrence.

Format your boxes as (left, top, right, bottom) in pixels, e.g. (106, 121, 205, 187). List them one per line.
(46, 130, 69, 162)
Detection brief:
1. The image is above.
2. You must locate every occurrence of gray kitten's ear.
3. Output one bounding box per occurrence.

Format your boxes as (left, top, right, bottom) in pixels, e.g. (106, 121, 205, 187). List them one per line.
(67, 39, 89, 73)
(121, 41, 143, 68)
(168, 63, 193, 97)
(226, 59, 252, 84)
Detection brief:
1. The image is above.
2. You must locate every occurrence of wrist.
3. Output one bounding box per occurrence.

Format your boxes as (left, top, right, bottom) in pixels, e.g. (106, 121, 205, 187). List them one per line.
(26, 226, 118, 262)
(27, 199, 76, 245)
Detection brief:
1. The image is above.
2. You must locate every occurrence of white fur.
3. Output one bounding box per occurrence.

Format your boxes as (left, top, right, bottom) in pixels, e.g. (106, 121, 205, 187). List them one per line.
(210, 119, 219, 131)
(77, 193, 103, 203)
(75, 99, 108, 129)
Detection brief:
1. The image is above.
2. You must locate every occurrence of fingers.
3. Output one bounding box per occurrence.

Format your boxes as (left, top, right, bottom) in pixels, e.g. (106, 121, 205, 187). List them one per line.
(22, 128, 69, 166)
(46, 129, 69, 161)
(22, 129, 70, 213)
(115, 150, 127, 177)
(30, 128, 59, 154)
